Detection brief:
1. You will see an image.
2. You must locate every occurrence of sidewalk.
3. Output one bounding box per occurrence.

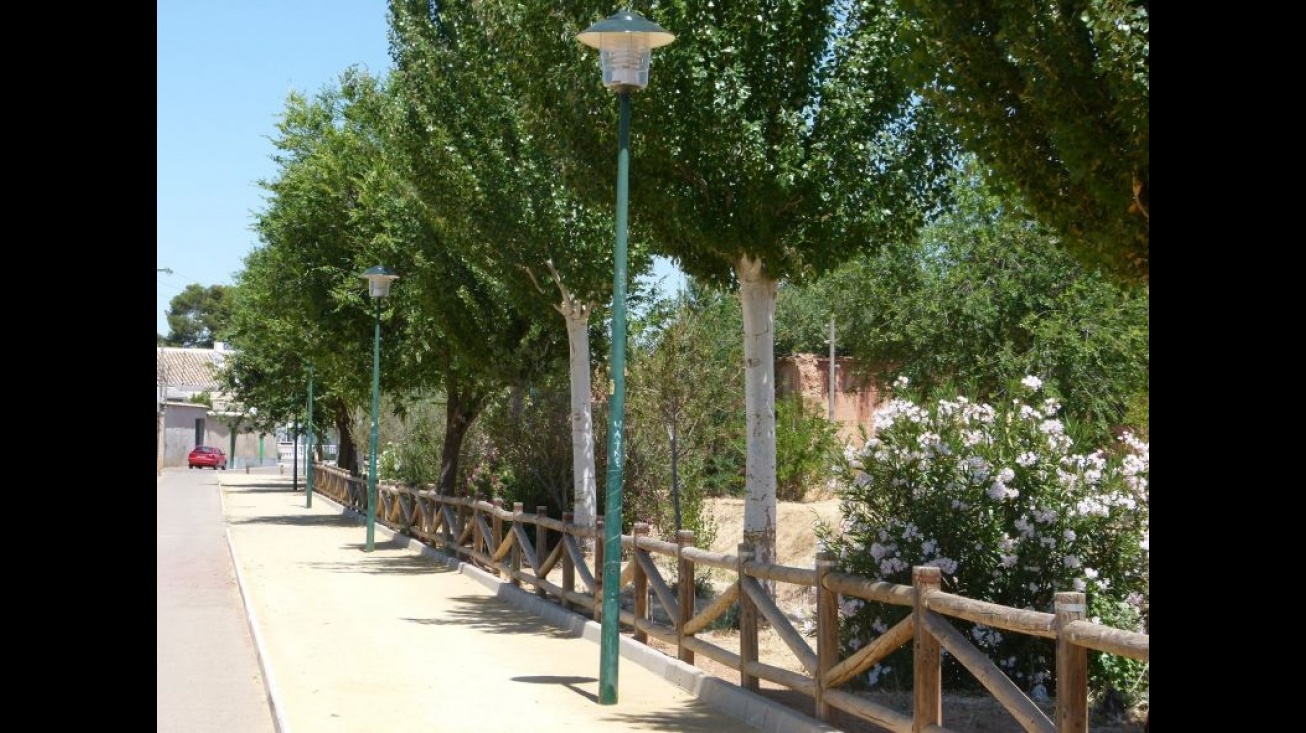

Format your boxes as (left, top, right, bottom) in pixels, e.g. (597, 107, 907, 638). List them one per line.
(219, 469, 837, 733)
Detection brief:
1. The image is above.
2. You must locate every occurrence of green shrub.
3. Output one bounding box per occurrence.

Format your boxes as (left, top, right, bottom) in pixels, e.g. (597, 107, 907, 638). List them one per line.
(773, 392, 842, 501)
(821, 376, 1148, 706)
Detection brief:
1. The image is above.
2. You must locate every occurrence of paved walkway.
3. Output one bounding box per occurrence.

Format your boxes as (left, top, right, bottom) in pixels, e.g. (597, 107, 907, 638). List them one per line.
(157, 465, 835, 733)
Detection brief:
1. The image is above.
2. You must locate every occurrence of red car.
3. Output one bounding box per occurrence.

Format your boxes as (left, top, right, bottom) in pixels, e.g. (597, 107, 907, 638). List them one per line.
(188, 445, 228, 470)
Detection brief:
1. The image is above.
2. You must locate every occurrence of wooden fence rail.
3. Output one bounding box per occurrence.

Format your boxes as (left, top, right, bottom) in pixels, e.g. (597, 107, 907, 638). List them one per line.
(311, 464, 1148, 733)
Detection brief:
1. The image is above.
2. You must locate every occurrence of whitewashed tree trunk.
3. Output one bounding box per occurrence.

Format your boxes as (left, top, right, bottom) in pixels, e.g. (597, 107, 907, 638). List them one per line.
(540, 261, 597, 553)
(737, 255, 777, 584)
(561, 302, 597, 545)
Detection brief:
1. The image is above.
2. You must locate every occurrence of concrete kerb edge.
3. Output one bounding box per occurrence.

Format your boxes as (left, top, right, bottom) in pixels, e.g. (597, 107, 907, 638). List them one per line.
(220, 480, 292, 733)
(359, 502, 839, 733)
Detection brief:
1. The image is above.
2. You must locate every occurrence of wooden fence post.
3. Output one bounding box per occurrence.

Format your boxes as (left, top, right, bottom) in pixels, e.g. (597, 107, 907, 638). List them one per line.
(562, 511, 575, 612)
(738, 542, 759, 692)
(510, 502, 524, 587)
(593, 516, 605, 623)
(815, 550, 838, 722)
(1055, 591, 1088, 733)
(676, 530, 696, 665)
(457, 491, 468, 557)
(913, 566, 943, 732)
(492, 498, 505, 578)
(632, 523, 650, 644)
(471, 493, 482, 565)
(536, 506, 549, 599)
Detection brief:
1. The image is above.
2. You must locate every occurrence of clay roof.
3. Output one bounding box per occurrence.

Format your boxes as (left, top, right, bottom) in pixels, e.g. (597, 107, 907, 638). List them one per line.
(156, 346, 231, 392)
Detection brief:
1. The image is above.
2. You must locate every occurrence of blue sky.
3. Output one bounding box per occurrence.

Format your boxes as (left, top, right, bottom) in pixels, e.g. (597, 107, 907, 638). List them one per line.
(156, 1, 682, 338)
(157, 2, 394, 337)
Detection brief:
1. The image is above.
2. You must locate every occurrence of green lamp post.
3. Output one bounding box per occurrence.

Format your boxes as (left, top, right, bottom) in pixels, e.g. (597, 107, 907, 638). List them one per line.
(577, 8, 675, 706)
(362, 265, 399, 552)
(305, 363, 315, 508)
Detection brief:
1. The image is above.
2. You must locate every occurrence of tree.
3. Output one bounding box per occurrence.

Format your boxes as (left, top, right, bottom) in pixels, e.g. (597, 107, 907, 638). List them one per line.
(822, 161, 1150, 440)
(895, 0, 1149, 282)
(387, 0, 643, 526)
(483, 0, 953, 573)
(230, 70, 412, 475)
(164, 284, 232, 347)
(626, 281, 742, 542)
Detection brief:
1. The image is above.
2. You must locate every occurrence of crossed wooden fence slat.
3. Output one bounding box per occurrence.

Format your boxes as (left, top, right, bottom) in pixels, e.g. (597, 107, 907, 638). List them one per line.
(309, 464, 1148, 733)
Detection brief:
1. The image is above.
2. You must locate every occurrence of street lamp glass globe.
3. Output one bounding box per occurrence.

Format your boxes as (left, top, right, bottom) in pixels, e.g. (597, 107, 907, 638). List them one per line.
(577, 9, 675, 91)
(362, 265, 399, 299)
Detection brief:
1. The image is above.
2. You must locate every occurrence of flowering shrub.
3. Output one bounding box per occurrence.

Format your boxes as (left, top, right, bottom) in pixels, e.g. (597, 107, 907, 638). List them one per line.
(821, 377, 1149, 706)
(466, 446, 513, 499)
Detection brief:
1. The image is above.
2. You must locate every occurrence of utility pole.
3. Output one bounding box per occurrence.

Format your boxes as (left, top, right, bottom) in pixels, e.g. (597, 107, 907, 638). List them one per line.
(828, 316, 836, 421)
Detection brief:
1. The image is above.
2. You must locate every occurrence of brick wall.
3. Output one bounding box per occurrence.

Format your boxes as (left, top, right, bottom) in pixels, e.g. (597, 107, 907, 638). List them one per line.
(776, 354, 882, 445)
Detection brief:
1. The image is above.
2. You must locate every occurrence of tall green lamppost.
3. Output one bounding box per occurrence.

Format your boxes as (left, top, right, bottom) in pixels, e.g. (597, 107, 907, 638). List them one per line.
(577, 8, 675, 706)
(362, 266, 399, 552)
(305, 363, 315, 508)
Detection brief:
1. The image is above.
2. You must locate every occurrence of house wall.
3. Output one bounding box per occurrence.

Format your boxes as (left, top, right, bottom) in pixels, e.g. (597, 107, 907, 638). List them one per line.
(776, 354, 882, 445)
(159, 402, 276, 468)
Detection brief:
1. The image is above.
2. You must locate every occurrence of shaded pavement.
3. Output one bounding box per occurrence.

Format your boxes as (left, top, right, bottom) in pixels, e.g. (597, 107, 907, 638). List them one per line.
(158, 465, 835, 733)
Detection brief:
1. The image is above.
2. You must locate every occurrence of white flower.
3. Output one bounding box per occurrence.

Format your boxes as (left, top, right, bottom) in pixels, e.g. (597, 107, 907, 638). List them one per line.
(1021, 375, 1044, 391)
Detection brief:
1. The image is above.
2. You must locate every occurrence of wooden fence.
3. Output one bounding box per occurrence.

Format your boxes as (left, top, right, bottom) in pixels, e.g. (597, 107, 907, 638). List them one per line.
(312, 465, 1149, 733)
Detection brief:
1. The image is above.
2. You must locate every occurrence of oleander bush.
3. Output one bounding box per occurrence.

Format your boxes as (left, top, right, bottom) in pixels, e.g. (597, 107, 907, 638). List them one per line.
(818, 376, 1149, 708)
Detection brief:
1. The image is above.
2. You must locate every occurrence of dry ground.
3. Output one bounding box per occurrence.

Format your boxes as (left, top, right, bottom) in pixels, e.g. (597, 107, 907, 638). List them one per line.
(636, 497, 1147, 733)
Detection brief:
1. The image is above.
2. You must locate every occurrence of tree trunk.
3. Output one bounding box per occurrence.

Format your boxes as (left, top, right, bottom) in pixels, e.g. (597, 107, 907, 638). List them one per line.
(561, 302, 597, 540)
(438, 377, 488, 495)
(737, 255, 777, 591)
(332, 397, 359, 475)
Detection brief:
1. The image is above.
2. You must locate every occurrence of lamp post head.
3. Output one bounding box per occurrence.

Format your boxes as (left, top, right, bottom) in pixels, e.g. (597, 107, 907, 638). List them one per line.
(577, 9, 675, 91)
(362, 265, 399, 299)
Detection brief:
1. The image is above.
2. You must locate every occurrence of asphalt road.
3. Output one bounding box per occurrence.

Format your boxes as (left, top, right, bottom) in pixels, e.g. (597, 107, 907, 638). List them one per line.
(157, 466, 278, 733)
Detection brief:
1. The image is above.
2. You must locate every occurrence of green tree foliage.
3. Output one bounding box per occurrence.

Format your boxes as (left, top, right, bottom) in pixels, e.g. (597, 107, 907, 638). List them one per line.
(376, 393, 446, 486)
(387, 1, 635, 498)
(228, 70, 411, 473)
(466, 376, 576, 514)
(164, 284, 232, 347)
(895, 0, 1150, 282)
(625, 282, 743, 542)
(387, 0, 631, 310)
(473, 0, 953, 573)
(771, 391, 842, 501)
(774, 280, 841, 358)
(484, 0, 952, 286)
(820, 165, 1149, 440)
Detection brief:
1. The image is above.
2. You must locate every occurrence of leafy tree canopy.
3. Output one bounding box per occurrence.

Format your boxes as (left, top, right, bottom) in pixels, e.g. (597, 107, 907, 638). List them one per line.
(895, 0, 1149, 282)
(823, 161, 1149, 439)
(467, 0, 954, 287)
(164, 284, 233, 348)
